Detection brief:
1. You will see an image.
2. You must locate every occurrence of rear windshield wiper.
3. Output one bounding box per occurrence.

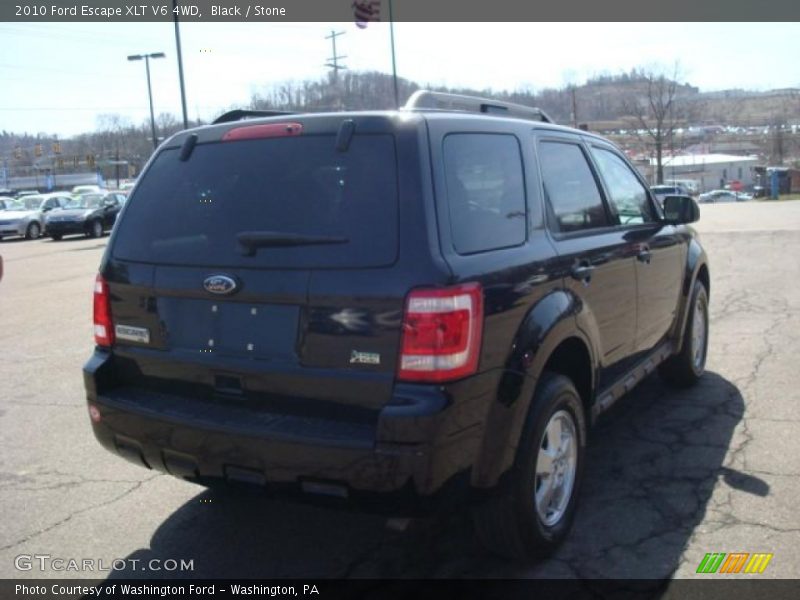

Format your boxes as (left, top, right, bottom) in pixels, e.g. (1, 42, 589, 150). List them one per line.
(237, 231, 349, 256)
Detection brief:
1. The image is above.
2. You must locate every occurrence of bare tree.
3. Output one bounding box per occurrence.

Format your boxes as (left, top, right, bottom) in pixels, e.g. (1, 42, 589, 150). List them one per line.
(621, 64, 686, 184)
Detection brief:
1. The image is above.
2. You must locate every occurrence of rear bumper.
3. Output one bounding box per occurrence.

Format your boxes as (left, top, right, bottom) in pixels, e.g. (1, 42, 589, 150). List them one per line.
(83, 350, 499, 512)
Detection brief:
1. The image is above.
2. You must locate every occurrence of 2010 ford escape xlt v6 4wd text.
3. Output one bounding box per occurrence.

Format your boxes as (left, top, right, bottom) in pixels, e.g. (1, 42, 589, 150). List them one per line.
(84, 91, 709, 559)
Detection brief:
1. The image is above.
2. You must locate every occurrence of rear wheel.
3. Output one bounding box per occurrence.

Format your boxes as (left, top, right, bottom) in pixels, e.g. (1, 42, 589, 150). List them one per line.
(25, 222, 41, 240)
(90, 220, 104, 238)
(472, 372, 586, 560)
(659, 280, 708, 387)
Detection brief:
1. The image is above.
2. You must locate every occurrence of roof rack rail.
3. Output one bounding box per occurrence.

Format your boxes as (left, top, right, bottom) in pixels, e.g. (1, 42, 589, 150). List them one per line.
(402, 90, 553, 124)
(213, 109, 296, 124)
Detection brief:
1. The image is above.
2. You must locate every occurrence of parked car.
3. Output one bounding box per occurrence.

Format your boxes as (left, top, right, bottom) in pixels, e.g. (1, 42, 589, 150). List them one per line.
(665, 179, 700, 196)
(46, 193, 123, 240)
(0, 196, 17, 210)
(699, 189, 752, 203)
(15, 189, 40, 197)
(83, 92, 709, 560)
(71, 184, 105, 195)
(119, 181, 136, 192)
(651, 184, 691, 206)
(0, 193, 69, 240)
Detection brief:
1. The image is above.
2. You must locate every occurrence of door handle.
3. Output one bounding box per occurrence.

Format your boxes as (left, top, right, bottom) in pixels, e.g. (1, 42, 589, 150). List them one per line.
(637, 248, 652, 264)
(570, 262, 595, 283)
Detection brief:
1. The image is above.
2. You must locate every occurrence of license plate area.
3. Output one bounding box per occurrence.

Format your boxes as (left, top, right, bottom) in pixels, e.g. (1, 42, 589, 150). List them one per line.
(158, 297, 300, 360)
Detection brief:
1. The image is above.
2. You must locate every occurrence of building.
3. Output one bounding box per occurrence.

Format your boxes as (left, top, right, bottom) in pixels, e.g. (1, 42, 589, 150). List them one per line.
(646, 154, 760, 192)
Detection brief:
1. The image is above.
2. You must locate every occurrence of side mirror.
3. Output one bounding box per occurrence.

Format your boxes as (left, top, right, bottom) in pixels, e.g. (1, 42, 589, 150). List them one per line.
(663, 195, 699, 224)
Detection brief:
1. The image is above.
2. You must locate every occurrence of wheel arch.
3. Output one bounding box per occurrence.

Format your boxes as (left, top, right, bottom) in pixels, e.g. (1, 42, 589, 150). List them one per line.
(671, 238, 710, 351)
(472, 289, 597, 488)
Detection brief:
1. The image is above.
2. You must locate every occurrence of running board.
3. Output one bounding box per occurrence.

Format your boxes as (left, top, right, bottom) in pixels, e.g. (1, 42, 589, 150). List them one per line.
(592, 341, 675, 420)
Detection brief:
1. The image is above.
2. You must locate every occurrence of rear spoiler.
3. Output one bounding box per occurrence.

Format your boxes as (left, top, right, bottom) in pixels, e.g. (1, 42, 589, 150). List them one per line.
(213, 109, 296, 124)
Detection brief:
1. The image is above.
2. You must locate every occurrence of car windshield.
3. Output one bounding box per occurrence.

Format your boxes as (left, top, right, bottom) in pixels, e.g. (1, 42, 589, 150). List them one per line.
(3, 200, 24, 211)
(21, 196, 44, 210)
(67, 195, 104, 209)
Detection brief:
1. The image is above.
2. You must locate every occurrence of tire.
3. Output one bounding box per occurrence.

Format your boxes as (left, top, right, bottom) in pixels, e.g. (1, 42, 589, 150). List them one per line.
(659, 280, 709, 388)
(472, 372, 587, 560)
(25, 222, 41, 240)
(51, 234, 63, 241)
(90, 220, 104, 238)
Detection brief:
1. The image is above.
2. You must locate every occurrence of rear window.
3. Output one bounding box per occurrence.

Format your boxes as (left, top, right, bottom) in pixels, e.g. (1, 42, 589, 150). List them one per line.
(113, 134, 398, 269)
(443, 133, 526, 254)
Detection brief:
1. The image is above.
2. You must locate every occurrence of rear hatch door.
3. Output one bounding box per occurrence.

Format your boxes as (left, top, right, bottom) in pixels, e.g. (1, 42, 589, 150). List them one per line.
(106, 120, 403, 416)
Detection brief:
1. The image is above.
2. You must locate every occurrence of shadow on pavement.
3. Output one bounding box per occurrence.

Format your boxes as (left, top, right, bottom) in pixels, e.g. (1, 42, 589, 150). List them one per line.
(105, 371, 754, 579)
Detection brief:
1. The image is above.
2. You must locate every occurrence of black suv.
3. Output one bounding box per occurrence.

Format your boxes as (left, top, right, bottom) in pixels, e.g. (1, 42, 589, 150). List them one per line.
(84, 91, 709, 559)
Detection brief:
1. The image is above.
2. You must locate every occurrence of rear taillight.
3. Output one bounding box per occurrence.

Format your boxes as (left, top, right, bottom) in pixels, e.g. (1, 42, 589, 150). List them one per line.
(93, 274, 114, 347)
(398, 283, 483, 383)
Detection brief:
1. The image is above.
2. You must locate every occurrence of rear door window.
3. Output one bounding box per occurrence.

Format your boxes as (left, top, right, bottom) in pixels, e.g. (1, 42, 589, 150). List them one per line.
(112, 134, 398, 269)
(443, 133, 526, 254)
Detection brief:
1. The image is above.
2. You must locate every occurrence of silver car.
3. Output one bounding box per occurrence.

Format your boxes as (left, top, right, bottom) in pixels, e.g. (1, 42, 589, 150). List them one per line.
(0, 194, 71, 240)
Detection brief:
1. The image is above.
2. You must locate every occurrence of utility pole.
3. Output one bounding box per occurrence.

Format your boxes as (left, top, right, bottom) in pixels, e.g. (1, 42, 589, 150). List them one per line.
(324, 30, 347, 83)
(570, 85, 578, 129)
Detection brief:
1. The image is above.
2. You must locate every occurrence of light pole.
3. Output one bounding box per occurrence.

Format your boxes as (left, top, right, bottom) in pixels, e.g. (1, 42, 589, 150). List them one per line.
(172, 0, 189, 129)
(128, 52, 165, 149)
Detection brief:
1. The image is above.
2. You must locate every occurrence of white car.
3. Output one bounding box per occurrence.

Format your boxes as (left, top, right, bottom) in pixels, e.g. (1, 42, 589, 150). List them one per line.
(71, 184, 106, 195)
(0, 194, 70, 240)
(698, 190, 753, 203)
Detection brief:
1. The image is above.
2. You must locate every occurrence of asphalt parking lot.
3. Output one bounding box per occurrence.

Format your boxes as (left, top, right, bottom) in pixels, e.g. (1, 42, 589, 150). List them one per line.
(1, 201, 799, 581)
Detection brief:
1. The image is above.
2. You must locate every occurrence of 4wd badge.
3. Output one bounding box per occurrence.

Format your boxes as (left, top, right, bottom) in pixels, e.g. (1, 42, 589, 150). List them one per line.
(350, 350, 381, 365)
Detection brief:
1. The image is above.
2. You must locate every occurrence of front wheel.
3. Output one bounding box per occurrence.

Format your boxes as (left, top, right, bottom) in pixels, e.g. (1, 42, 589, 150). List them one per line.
(659, 280, 709, 387)
(472, 372, 586, 560)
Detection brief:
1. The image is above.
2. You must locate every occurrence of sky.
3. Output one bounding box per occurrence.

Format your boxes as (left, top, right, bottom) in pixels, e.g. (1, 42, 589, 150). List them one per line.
(1, 22, 799, 137)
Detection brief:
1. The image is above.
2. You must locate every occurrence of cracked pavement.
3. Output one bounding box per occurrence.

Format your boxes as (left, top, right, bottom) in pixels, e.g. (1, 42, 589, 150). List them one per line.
(0, 202, 798, 580)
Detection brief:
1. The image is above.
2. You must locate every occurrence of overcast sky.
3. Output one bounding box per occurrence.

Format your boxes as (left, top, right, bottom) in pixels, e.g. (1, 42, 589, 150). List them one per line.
(1, 22, 798, 137)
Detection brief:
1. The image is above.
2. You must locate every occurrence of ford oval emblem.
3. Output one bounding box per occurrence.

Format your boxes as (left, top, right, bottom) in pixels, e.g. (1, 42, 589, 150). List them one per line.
(203, 275, 238, 295)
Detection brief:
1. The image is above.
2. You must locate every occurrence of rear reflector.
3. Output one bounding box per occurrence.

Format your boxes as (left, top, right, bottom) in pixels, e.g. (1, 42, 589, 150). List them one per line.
(222, 122, 303, 142)
(398, 283, 483, 383)
(88, 404, 102, 424)
(93, 274, 114, 347)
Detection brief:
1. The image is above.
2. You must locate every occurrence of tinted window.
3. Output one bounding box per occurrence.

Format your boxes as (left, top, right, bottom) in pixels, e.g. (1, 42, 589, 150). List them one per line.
(538, 141, 608, 232)
(113, 134, 398, 269)
(591, 147, 656, 225)
(443, 134, 526, 254)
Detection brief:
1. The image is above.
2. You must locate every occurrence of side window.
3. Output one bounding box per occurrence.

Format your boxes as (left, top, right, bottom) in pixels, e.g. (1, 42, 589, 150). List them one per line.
(590, 147, 656, 225)
(538, 141, 609, 233)
(443, 133, 526, 254)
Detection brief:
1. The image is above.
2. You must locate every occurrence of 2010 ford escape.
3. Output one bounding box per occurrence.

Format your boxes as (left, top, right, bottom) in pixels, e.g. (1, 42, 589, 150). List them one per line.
(84, 91, 710, 559)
